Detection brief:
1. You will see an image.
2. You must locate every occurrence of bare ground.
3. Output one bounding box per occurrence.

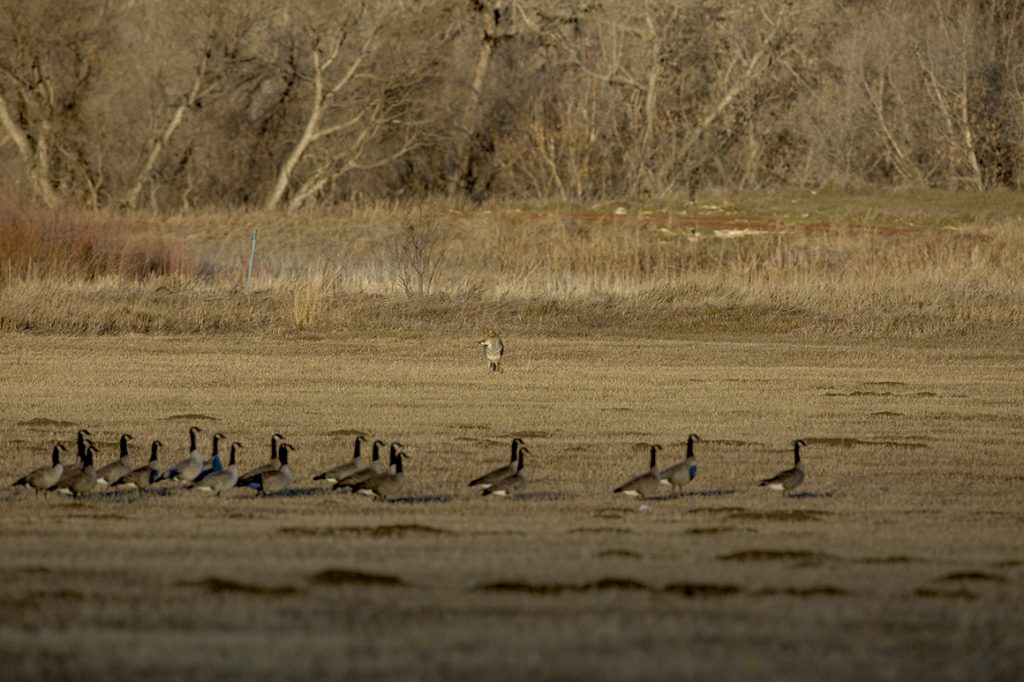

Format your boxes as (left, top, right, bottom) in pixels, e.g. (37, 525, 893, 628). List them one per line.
(0, 333, 1022, 680)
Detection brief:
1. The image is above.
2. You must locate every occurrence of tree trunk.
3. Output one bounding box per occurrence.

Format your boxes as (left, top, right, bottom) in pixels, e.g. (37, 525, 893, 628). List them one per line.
(446, 7, 499, 196)
(0, 93, 61, 207)
(121, 52, 209, 209)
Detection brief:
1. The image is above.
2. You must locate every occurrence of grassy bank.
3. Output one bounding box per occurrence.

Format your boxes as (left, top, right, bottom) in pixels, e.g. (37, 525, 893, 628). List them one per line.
(1, 191, 1022, 339)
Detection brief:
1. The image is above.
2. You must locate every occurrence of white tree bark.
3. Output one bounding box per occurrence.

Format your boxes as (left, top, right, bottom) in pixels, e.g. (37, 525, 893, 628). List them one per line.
(264, 26, 380, 211)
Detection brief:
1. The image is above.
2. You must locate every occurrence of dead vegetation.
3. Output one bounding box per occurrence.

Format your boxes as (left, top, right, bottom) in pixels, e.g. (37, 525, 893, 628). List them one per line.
(0, 194, 1021, 340)
(0, 334, 1022, 680)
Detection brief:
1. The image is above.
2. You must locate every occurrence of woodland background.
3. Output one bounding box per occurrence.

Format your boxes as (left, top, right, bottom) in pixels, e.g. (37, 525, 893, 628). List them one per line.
(3, 0, 1024, 211)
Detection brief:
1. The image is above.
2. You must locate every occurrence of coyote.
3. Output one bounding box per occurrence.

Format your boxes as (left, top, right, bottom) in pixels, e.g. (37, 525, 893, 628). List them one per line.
(479, 330, 504, 372)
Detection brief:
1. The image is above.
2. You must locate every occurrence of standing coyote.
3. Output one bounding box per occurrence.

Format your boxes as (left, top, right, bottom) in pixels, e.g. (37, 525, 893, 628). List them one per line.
(479, 330, 504, 372)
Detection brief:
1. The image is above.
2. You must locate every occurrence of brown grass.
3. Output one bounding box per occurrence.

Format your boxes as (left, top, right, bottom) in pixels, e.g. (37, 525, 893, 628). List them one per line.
(0, 192, 1020, 339)
(0, 200, 198, 282)
(0, 334, 1022, 680)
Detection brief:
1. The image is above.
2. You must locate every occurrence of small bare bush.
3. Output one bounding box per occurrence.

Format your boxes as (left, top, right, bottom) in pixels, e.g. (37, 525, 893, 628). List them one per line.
(386, 212, 450, 297)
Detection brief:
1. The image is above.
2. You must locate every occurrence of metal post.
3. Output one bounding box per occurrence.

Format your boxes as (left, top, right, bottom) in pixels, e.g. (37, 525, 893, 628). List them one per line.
(246, 229, 258, 292)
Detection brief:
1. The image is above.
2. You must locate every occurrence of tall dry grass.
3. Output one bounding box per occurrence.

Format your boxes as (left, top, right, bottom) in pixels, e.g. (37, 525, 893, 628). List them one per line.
(0, 196, 1021, 339)
(0, 200, 199, 282)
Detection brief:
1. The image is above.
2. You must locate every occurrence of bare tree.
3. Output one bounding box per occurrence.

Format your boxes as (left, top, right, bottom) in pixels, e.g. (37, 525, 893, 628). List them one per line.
(262, 2, 430, 210)
(0, 1, 114, 206)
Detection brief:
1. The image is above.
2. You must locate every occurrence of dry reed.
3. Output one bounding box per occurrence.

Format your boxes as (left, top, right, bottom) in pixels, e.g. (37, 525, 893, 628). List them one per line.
(0, 196, 1021, 339)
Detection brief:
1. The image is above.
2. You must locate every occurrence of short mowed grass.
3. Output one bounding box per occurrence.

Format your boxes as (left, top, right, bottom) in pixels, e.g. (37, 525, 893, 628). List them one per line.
(0, 333, 1022, 680)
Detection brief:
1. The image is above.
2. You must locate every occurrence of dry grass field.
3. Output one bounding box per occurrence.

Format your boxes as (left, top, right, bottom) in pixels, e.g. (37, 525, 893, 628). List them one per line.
(1, 332, 1022, 680)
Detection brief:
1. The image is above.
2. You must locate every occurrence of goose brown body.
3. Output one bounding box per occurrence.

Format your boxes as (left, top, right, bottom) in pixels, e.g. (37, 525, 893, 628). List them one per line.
(469, 438, 523, 489)
(14, 443, 66, 493)
(614, 445, 669, 498)
(759, 440, 807, 494)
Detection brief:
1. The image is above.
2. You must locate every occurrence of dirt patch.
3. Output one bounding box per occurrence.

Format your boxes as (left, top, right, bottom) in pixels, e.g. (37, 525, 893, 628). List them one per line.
(569, 527, 632, 534)
(811, 436, 927, 449)
(755, 586, 850, 596)
(595, 549, 642, 559)
(496, 431, 552, 440)
(686, 526, 741, 535)
(280, 524, 451, 537)
(476, 578, 651, 595)
(719, 549, 833, 565)
(855, 555, 919, 565)
(914, 587, 977, 600)
(705, 439, 765, 447)
(182, 578, 298, 596)
(937, 571, 1006, 583)
(726, 509, 833, 522)
(16, 417, 76, 428)
(325, 428, 367, 437)
(311, 569, 405, 587)
(162, 413, 217, 422)
(662, 582, 742, 597)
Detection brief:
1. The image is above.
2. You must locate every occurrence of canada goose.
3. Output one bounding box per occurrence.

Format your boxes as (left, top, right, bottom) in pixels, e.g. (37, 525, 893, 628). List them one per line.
(661, 434, 701, 494)
(314, 436, 375, 483)
(333, 441, 396, 491)
(13, 443, 67, 493)
(193, 433, 227, 485)
(613, 444, 670, 498)
(482, 446, 528, 497)
(113, 440, 163, 490)
(56, 445, 98, 497)
(236, 433, 285, 487)
(51, 430, 93, 490)
(469, 438, 523, 489)
(479, 330, 504, 372)
(191, 442, 242, 495)
(96, 434, 134, 486)
(249, 444, 294, 496)
(164, 429, 221, 484)
(759, 440, 806, 495)
(350, 450, 409, 501)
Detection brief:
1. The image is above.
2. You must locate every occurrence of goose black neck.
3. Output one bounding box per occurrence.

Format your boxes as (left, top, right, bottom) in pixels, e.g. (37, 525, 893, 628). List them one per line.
(517, 448, 525, 471)
(687, 435, 697, 457)
(150, 441, 161, 461)
(354, 437, 363, 459)
(279, 446, 290, 466)
(51, 445, 62, 466)
(649, 445, 659, 469)
(511, 438, 523, 461)
(189, 427, 200, 451)
(212, 435, 223, 457)
(395, 453, 404, 474)
(229, 444, 239, 465)
(271, 434, 283, 461)
(77, 430, 90, 459)
(794, 441, 802, 464)
(388, 443, 402, 462)
(120, 434, 131, 458)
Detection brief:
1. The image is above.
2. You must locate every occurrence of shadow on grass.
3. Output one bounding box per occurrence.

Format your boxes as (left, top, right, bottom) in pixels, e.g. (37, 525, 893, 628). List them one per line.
(389, 494, 455, 504)
(784, 491, 835, 499)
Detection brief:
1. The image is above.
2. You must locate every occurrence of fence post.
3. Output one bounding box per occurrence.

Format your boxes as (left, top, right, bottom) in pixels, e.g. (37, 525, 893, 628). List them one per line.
(246, 228, 258, 293)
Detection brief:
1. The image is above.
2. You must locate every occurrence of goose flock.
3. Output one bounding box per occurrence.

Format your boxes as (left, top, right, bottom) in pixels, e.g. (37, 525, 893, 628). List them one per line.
(10, 426, 809, 500)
